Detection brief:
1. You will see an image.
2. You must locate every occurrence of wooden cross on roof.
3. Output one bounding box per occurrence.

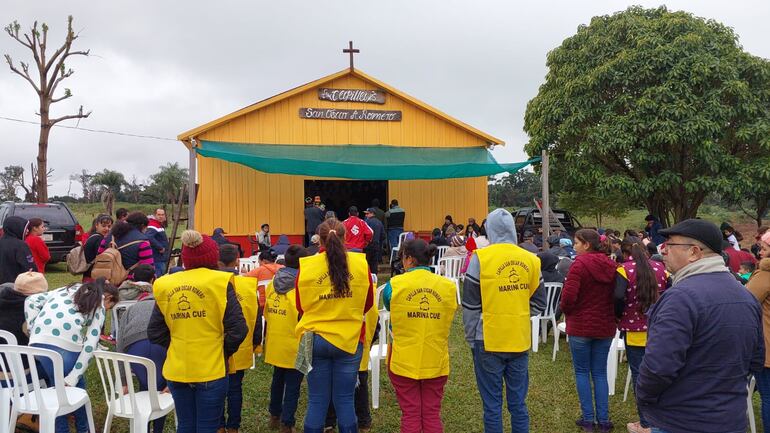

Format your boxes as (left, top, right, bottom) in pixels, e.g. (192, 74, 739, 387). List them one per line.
(343, 41, 359, 71)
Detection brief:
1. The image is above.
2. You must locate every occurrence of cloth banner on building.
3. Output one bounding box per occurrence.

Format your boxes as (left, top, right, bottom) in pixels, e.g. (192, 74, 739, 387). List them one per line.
(196, 140, 538, 180)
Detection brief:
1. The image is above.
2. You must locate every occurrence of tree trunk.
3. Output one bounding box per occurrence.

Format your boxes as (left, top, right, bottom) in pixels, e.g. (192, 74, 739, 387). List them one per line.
(756, 196, 769, 228)
(37, 106, 51, 203)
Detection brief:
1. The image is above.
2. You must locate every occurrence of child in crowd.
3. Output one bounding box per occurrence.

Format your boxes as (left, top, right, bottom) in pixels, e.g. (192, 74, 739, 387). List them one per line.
(739, 261, 756, 284)
(265, 245, 307, 433)
(118, 264, 155, 301)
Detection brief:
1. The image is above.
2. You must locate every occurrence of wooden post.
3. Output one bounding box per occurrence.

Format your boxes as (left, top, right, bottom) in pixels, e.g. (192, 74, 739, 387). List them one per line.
(188, 143, 197, 230)
(541, 150, 550, 249)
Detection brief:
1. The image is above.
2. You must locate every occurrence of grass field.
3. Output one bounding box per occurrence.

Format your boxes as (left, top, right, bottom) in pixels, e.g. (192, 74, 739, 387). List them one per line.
(40, 262, 764, 433)
(37, 203, 765, 432)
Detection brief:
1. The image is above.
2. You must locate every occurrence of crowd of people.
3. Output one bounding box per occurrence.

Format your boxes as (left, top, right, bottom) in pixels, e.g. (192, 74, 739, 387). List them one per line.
(1, 201, 770, 433)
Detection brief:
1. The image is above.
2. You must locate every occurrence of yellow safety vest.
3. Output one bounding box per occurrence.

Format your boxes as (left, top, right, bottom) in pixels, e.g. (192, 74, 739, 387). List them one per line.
(295, 252, 371, 354)
(264, 280, 301, 369)
(228, 275, 258, 373)
(388, 269, 457, 380)
(476, 244, 541, 352)
(153, 268, 231, 382)
(359, 303, 380, 372)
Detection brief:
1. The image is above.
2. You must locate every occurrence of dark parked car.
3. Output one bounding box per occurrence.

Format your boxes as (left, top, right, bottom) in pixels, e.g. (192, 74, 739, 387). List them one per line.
(0, 202, 83, 263)
(513, 207, 581, 240)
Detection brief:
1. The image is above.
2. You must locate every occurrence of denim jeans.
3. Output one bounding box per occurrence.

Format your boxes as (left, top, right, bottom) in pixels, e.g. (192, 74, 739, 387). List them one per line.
(755, 367, 770, 431)
(168, 376, 229, 433)
(154, 261, 167, 278)
(650, 429, 670, 433)
(124, 339, 168, 433)
(325, 371, 371, 428)
(568, 336, 612, 423)
(471, 341, 529, 433)
(387, 228, 404, 252)
(220, 370, 244, 429)
(31, 343, 89, 433)
(269, 367, 305, 427)
(623, 338, 649, 428)
(303, 334, 363, 433)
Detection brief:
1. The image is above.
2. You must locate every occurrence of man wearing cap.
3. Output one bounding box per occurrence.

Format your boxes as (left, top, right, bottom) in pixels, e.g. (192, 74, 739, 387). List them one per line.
(342, 206, 373, 253)
(636, 219, 763, 433)
(304, 197, 325, 247)
(518, 231, 539, 254)
(363, 208, 385, 273)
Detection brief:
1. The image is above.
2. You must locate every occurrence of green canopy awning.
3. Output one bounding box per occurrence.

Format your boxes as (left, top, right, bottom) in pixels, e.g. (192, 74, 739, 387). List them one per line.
(196, 140, 538, 180)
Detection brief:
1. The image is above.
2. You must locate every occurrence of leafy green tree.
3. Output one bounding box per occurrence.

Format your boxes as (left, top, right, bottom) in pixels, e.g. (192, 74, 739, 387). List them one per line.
(123, 176, 145, 204)
(0, 165, 23, 201)
(488, 170, 541, 209)
(91, 169, 125, 215)
(524, 6, 770, 226)
(147, 163, 188, 206)
(727, 156, 770, 227)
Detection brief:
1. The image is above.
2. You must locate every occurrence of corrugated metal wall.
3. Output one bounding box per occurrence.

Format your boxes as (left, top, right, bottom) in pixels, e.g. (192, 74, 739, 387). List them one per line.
(193, 73, 491, 236)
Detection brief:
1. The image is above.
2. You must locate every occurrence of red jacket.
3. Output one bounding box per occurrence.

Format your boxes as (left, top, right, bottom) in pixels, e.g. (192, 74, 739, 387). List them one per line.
(25, 235, 50, 274)
(560, 251, 618, 338)
(343, 216, 373, 250)
(724, 247, 756, 273)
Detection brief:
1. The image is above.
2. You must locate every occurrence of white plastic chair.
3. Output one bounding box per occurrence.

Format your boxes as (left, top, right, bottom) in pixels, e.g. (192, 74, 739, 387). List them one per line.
(607, 330, 625, 396)
(623, 366, 633, 402)
(748, 375, 757, 433)
(0, 330, 17, 433)
(239, 258, 256, 274)
(553, 319, 568, 360)
(529, 283, 562, 355)
(93, 351, 175, 433)
(256, 279, 273, 358)
(432, 246, 450, 266)
(437, 257, 464, 304)
(389, 232, 410, 265)
(112, 300, 137, 342)
(370, 284, 389, 410)
(0, 345, 96, 433)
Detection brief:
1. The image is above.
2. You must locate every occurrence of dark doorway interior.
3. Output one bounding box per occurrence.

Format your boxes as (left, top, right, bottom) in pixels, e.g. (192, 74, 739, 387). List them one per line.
(304, 180, 388, 220)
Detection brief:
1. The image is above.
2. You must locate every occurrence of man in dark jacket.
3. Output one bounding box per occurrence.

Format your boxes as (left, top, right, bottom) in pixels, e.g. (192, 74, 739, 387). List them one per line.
(304, 199, 324, 247)
(364, 208, 386, 274)
(0, 216, 37, 283)
(644, 215, 666, 246)
(637, 219, 764, 433)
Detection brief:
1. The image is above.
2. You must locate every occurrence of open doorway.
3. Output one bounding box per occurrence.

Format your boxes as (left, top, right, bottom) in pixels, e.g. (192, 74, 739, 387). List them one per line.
(304, 180, 388, 220)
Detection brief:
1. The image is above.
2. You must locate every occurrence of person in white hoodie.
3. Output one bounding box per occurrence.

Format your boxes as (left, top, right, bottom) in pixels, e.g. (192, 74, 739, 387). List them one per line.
(26, 278, 118, 433)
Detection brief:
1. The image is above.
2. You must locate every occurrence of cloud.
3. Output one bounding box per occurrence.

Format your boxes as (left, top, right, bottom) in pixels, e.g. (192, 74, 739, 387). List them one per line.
(1, 0, 768, 196)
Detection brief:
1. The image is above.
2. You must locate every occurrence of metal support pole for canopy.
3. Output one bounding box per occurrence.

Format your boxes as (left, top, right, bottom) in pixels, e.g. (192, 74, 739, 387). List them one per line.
(188, 142, 197, 230)
(541, 150, 550, 250)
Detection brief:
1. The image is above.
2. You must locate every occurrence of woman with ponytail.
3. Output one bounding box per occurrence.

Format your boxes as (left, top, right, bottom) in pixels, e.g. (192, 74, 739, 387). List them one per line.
(295, 218, 374, 433)
(26, 278, 119, 433)
(614, 237, 668, 433)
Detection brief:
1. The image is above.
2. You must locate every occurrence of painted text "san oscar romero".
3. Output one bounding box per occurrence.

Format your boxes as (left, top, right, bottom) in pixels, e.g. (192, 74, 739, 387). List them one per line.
(299, 108, 402, 121)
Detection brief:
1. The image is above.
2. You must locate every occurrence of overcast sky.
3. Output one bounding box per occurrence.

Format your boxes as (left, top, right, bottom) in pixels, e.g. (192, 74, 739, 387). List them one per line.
(2, 0, 768, 197)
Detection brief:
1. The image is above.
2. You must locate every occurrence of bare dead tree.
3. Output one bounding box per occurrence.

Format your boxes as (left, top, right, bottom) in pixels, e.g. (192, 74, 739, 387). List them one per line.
(4, 16, 91, 203)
